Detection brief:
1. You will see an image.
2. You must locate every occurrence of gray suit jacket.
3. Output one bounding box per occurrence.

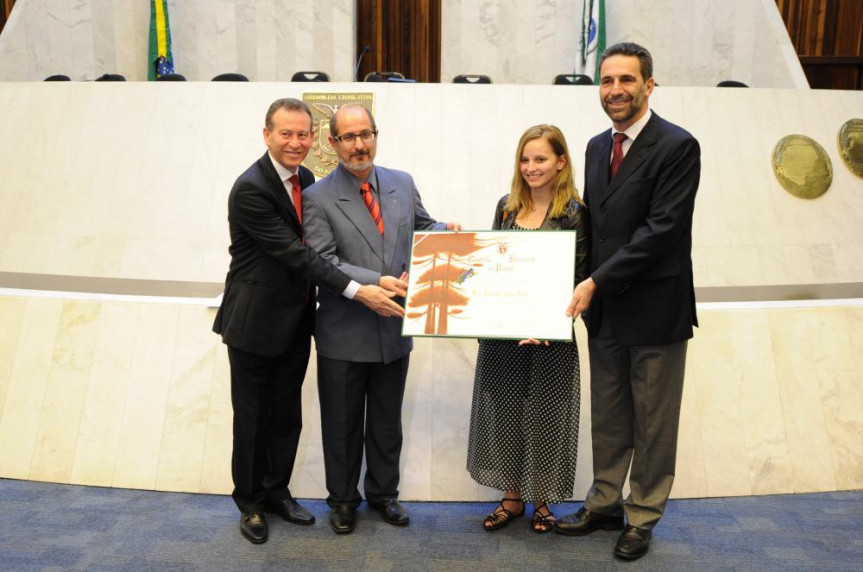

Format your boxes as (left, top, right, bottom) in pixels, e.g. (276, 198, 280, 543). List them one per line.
(303, 164, 447, 363)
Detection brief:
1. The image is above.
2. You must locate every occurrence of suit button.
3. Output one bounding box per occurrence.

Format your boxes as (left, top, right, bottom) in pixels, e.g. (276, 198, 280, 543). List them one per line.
(599, 234, 606, 242)
(600, 206, 607, 213)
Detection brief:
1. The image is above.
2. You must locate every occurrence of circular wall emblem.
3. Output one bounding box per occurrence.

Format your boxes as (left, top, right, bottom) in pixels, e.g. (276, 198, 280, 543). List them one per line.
(772, 134, 833, 199)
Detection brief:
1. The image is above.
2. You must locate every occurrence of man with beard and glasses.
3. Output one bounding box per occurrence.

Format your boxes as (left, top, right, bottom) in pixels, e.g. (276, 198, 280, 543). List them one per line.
(303, 105, 460, 534)
(554, 43, 701, 562)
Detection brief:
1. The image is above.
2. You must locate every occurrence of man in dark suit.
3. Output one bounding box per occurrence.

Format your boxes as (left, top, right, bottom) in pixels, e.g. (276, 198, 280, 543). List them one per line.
(555, 43, 700, 561)
(303, 105, 459, 534)
(213, 98, 405, 545)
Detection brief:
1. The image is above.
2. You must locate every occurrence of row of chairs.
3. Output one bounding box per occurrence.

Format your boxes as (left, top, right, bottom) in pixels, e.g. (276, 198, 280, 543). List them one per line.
(44, 72, 750, 87)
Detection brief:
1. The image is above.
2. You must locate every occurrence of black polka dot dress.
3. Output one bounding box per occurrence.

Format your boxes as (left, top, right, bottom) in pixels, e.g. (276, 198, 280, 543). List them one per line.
(466, 224, 581, 503)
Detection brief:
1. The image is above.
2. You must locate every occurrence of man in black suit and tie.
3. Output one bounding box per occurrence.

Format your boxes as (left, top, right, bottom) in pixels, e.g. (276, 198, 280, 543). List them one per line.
(213, 98, 405, 544)
(555, 43, 700, 561)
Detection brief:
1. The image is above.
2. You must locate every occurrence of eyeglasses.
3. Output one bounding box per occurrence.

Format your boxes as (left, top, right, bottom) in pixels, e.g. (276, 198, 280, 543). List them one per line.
(333, 130, 377, 144)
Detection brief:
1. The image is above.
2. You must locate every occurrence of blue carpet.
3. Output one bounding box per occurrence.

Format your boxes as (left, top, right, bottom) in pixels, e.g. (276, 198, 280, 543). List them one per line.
(0, 479, 860, 571)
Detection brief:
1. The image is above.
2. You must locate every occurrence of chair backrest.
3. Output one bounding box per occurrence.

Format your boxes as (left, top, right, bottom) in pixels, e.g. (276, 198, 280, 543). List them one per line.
(364, 71, 405, 82)
(156, 73, 187, 81)
(553, 74, 593, 85)
(44, 75, 71, 81)
(212, 73, 249, 82)
(95, 74, 126, 82)
(716, 80, 749, 88)
(291, 71, 329, 82)
(452, 74, 492, 84)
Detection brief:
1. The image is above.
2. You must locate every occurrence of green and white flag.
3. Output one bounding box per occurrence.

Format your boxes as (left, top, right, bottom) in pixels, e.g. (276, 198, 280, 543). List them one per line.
(576, 0, 606, 83)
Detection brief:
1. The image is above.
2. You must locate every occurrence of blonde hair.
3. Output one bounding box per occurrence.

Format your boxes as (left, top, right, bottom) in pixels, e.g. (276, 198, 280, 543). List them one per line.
(504, 124, 583, 218)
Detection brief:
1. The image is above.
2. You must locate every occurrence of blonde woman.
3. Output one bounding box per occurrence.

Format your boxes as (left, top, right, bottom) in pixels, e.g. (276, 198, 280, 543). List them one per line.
(467, 125, 589, 533)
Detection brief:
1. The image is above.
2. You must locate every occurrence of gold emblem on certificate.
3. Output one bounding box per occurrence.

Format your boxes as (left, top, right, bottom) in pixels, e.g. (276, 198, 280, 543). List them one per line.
(837, 118, 863, 179)
(772, 134, 833, 199)
(402, 231, 576, 340)
(302, 93, 374, 178)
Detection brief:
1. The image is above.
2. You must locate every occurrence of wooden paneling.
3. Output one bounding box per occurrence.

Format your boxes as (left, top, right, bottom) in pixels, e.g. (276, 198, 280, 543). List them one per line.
(776, 0, 863, 89)
(1, 0, 18, 34)
(356, 0, 441, 83)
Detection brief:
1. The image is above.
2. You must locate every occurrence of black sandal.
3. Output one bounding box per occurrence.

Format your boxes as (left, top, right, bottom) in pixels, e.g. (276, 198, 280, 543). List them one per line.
(531, 503, 556, 534)
(483, 497, 525, 531)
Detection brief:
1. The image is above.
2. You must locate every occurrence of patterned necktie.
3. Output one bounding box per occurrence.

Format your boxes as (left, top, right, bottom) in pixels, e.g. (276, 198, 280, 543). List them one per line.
(610, 132, 628, 179)
(289, 174, 302, 224)
(361, 181, 384, 235)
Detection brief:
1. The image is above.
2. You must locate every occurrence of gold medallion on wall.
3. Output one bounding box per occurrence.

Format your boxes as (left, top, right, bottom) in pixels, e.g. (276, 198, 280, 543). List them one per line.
(772, 134, 833, 199)
(302, 93, 375, 178)
(837, 118, 863, 179)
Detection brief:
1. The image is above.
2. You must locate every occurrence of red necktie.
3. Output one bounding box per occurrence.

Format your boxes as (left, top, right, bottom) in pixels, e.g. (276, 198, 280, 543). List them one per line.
(361, 181, 384, 235)
(289, 174, 302, 224)
(610, 132, 627, 179)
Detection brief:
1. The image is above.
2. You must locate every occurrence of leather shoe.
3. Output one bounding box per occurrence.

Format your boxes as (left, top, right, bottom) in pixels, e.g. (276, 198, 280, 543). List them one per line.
(614, 525, 652, 560)
(329, 505, 356, 534)
(239, 512, 268, 544)
(369, 498, 410, 526)
(265, 498, 315, 525)
(554, 507, 624, 536)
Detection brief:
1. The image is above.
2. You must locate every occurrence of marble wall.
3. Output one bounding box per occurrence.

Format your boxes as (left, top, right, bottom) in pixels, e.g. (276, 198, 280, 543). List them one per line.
(1, 295, 861, 500)
(1, 83, 861, 286)
(441, 0, 808, 87)
(0, 0, 806, 87)
(0, 0, 354, 81)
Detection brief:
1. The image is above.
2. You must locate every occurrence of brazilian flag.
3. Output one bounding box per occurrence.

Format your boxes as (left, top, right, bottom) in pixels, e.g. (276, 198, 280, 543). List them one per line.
(148, 0, 174, 80)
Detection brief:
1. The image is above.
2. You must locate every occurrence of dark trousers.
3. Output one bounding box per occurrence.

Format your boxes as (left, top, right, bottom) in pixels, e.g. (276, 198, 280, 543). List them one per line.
(317, 354, 410, 508)
(228, 337, 311, 514)
(585, 336, 688, 530)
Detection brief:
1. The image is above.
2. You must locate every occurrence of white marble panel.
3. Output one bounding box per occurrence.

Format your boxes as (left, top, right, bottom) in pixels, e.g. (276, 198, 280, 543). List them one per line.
(198, 338, 233, 495)
(0, 299, 63, 479)
(770, 310, 837, 492)
(155, 307, 218, 492)
(0, 298, 27, 416)
(111, 305, 179, 490)
(70, 303, 138, 487)
(29, 301, 101, 483)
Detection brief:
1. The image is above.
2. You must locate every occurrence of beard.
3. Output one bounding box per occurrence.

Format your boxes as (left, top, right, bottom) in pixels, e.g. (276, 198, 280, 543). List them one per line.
(340, 152, 374, 173)
(602, 87, 646, 124)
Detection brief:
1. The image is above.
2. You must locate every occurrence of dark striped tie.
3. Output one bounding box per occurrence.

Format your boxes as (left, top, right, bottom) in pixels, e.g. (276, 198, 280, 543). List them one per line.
(361, 181, 383, 235)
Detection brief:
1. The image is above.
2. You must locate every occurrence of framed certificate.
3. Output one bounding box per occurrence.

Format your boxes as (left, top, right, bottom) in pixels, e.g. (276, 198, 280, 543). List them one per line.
(402, 230, 576, 340)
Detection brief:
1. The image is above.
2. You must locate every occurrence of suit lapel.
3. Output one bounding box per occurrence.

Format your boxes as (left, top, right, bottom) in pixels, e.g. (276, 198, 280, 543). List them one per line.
(377, 168, 402, 268)
(333, 166, 385, 263)
(601, 114, 660, 206)
(259, 153, 302, 229)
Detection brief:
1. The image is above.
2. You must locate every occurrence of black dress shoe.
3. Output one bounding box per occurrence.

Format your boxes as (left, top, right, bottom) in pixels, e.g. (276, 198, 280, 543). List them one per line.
(369, 498, 410, 526)
(265, 498, 315, 525)
(329, 505, 356, 534)
(239, 512, 268, 544)
(554, 507, 624, 536)
(614, 526, 652, 560)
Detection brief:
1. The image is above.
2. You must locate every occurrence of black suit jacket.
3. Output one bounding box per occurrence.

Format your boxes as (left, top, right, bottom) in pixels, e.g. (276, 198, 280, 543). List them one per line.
(584, 112, 700, 345)
(213, 153, 351, 357)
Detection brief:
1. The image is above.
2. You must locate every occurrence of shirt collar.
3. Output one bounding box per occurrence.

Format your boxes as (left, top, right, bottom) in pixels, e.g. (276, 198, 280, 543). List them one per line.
(613, 108, 652, 141)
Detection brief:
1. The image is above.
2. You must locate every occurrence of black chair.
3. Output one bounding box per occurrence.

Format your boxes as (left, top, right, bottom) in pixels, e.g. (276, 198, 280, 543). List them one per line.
(291, 71, 329, 82)
(44, 75, 71, 81)
(156, 73, 187, 81)
(364, 71, 405, 82)
(553, 74, 593, 85)
(95, 73, 126, 81)
(452, 74, 492, 84)
(212, 73, 249, 81)
(716, 80, 749, 88)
